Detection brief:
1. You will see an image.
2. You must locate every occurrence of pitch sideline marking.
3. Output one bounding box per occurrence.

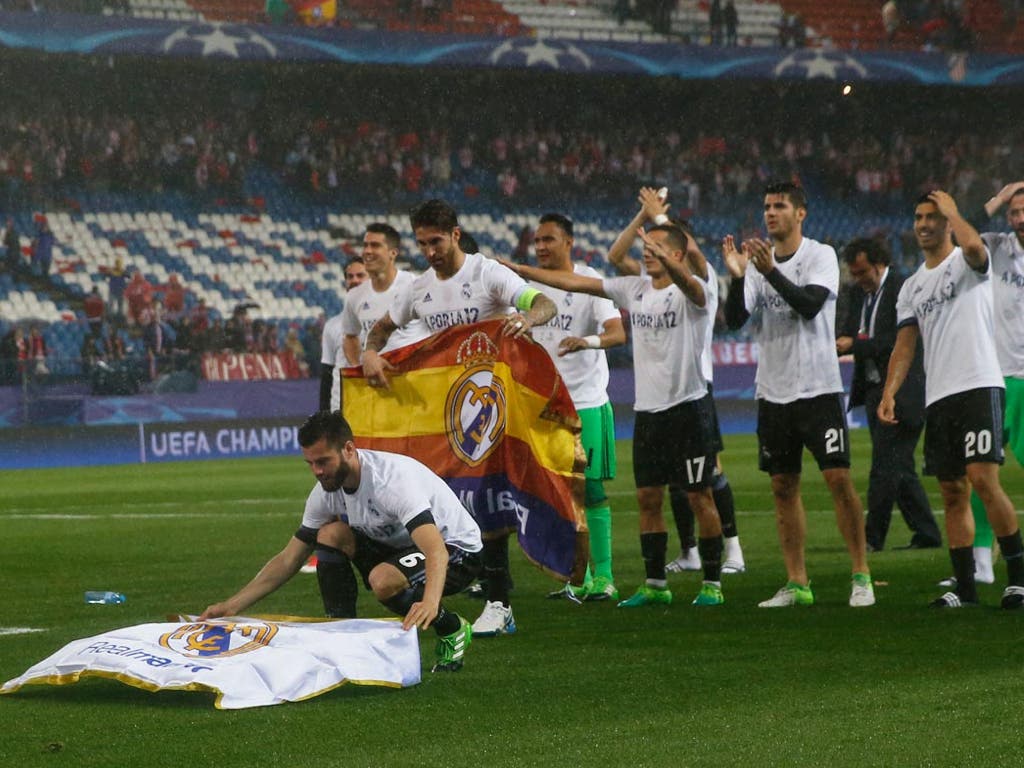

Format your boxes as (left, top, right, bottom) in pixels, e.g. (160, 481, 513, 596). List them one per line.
(0, 627, 47, 636)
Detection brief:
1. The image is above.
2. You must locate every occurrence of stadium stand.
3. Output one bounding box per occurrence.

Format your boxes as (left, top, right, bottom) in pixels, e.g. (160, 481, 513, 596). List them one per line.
(124, 0, 204, 22)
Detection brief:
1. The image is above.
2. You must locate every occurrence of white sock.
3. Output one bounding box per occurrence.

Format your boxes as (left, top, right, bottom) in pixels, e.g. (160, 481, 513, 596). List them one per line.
(724, 536, 744, 558)
(974, 546, 994, 584)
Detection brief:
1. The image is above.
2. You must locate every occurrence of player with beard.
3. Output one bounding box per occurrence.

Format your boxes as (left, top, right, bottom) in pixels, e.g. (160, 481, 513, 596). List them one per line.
(361, 199, 557, 638)
(936, 182, 1024, 589)
(880, 190, 1024, 609)
(201, 411, 483, 672)
(724, 181, 873, 608)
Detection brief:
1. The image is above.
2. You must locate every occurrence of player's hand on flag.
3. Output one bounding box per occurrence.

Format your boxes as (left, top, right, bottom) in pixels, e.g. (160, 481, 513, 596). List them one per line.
(721, 234, 748, 278)
(402, 600, 438, 631)
(502, 312, 532, 338)
(361, 349, 395, 391)
(199, 603, 229, 621)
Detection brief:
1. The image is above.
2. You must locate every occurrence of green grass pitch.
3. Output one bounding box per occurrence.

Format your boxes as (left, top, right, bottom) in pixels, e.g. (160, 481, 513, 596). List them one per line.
(1, 430, 1021, 767)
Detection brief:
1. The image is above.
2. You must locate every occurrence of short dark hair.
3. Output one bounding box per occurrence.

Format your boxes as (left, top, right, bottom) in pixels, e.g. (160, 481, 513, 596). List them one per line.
(298, 410, 354, 450)
(345, 256, 365, 270)
(915, 192, 938, 208)
(459, 231, 480, 253)
(764, 181, 808, 211)
(649, 224, 690, 253)
(365, 222, 401, 251)
(410, 199, 459, 232)
(841, 237, 891, 267)
(1010, 186, 1024, 203)
(539, 212, 573, 238)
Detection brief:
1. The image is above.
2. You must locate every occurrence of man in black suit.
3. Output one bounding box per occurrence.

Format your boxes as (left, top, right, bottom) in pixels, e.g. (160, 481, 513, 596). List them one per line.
(837, 238, 942, 551)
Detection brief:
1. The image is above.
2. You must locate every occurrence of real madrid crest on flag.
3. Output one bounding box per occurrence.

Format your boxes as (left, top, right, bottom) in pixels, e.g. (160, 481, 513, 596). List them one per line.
(159, 621, 278, 658)
(445, 332, 506, 467)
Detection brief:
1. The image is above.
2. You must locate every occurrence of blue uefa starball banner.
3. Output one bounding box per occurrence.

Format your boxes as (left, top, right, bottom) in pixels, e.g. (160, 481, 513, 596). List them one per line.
(1, 10, 1022, 86)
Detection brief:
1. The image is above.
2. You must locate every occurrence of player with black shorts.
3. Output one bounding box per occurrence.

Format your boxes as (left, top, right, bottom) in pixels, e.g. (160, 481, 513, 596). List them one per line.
(880, 190, 1024, 609)
(724, 181, 874, 608)
(504, 223, 727, 608)
(201, 411, 483, 671)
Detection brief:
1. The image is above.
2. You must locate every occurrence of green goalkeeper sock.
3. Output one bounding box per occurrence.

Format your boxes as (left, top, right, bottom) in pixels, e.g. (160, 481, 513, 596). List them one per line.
(586, 505, 613, 581)
(969, 490, 995, 548)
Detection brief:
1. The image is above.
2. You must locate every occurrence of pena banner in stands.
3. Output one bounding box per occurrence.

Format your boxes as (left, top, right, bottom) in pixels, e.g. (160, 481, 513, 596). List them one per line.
(0, 11, 1022, 86)
(344, 319, 587, 582)
(201, 352, 305, 381)
(1, 616, 420, 709)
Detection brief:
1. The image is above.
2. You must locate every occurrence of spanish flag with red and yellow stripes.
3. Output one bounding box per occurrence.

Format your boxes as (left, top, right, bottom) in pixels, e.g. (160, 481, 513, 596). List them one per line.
(343, 319, 587, 583)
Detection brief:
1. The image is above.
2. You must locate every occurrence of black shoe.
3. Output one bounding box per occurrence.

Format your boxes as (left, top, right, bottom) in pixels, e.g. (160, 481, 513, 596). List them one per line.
(1001, 586, 1024, 610)
(866, 541, 883, 553)
(929, 591, 978, 608)
(463, 578, 514, 599)
(896, 540, 941, 550)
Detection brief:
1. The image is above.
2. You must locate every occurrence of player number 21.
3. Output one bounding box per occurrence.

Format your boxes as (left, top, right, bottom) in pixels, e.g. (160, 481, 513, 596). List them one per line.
(824, 428, 845, 454)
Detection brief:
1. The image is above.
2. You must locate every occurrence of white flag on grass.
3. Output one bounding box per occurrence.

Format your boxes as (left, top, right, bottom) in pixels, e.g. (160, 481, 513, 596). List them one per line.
(1, 615, 421, 709)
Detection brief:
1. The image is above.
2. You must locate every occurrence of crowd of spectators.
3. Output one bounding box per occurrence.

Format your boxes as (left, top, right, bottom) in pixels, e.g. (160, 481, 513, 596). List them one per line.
(75, 274, 321, 392)
(0, 106, 252, 209)
(279, 110, 1023, 221)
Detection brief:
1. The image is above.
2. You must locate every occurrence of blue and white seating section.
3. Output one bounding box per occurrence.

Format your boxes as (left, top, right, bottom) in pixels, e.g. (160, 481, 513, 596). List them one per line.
(2, 196, 911, 374)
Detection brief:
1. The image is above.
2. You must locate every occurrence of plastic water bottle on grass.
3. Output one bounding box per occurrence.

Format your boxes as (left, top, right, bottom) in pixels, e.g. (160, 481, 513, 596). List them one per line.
(84, 591, 126, 605)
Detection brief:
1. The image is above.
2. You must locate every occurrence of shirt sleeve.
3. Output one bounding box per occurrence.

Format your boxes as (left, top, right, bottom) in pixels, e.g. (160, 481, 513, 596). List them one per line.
(320, 317, 340, 367)
(481, 256, 530, 308)
(895, 278, 917, 327)
(300, 486, 343, 530)
(594, 293, 622, 329)
(743, 264, 760, 313)
(339, 288, 361, 336)
(601, 275, 640, 309)
(388, 278, 414, 328)
(379, 483, 433, 529)
(804, 243, 840, 295)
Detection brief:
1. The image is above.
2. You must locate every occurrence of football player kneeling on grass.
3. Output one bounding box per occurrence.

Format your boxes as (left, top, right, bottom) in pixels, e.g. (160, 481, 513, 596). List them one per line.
(201, 411, 483, 672)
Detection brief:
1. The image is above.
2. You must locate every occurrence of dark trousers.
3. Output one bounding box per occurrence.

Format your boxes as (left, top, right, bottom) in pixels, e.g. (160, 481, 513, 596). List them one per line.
(864, 387, 943, 549)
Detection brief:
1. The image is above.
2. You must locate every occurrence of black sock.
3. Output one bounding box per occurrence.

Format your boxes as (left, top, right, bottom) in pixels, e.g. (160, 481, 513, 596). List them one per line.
(641, 531, 669, 581)
(315, 545, 358, 618)
(950, 546, 978, 603)
(669, 484, 696, 550)
(698, 536, 723, 582)
(997, 530, 1024, 586)
(482, 537, 511, 606)
(433, 606, 461, 636)
(712, 472, 738, 539)
(381, 586, 420, 617)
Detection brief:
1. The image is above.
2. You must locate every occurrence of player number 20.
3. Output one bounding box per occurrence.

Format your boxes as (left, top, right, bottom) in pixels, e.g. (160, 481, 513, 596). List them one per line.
(824, 428, 845, 454)
(399, 551, 426, 568)
(964, 430, 992, 457)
